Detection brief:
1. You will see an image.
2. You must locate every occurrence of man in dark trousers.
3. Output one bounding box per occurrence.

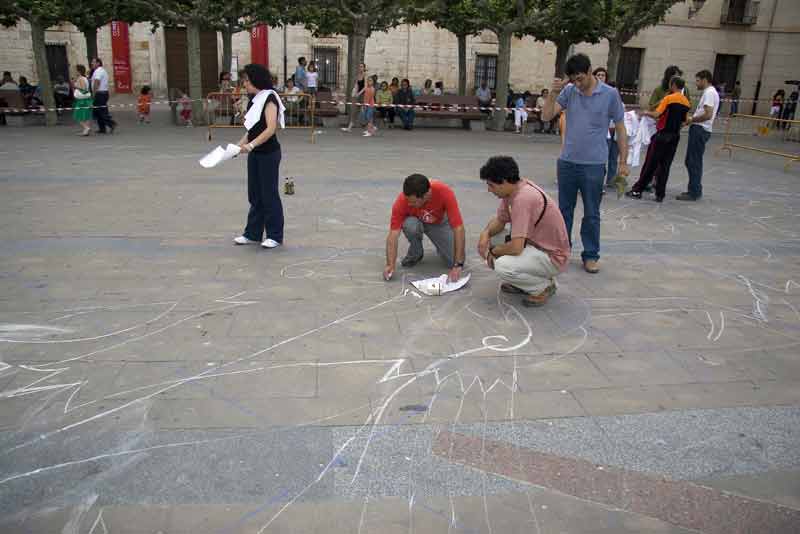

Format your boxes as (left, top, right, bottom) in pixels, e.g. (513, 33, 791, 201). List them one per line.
(90, 57, 117, 134)
(626, 76, 690, 202)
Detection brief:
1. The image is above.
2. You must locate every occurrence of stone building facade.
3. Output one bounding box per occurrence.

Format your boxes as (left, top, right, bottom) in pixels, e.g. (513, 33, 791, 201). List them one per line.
(1, 0, 798, 115)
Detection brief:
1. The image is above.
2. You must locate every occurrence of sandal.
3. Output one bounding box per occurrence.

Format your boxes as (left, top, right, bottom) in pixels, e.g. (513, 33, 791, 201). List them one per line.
(500, 283, 527, 294)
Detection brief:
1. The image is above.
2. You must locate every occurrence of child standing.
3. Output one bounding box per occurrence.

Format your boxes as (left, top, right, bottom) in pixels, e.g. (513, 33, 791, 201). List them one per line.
(306, 61, 318, 95)
(360, 77, 377, 137)
(179, 91, 192, 126)
(137, 85, 152, 123)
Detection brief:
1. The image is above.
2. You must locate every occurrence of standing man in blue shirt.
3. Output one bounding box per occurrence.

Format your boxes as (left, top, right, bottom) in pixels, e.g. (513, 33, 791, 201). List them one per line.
(294, 57, 307, 91)
(542, 54, 628, 274)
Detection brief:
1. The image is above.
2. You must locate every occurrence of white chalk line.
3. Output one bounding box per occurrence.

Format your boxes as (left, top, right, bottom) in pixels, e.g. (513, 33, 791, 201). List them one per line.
(0, 301, 179, 344)
(0, 400, 373, 486)
(3, 289, 407, 455)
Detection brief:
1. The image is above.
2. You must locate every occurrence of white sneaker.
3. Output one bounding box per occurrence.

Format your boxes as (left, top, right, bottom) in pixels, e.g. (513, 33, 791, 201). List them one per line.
(363, 132, 373, 137)
(261, 238, 281, 249)
(340, 127, 352, 132)
(233, 236, 257, 245)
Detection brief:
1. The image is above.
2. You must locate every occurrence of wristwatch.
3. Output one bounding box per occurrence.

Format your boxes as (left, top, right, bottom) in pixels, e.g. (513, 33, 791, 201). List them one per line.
(454, 261, 464, 267)
(247, 142, 255, 151)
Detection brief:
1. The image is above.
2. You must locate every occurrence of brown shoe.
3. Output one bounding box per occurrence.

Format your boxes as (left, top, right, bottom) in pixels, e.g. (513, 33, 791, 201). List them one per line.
(521, 284, 555, 308)
(583, 259, 600, 274)
(501, 283, 527, 294)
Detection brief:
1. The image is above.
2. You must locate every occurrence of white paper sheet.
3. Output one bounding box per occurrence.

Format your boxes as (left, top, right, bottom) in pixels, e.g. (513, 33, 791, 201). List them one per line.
(199, 143, 241, 168)
(411, 273, 471, 296)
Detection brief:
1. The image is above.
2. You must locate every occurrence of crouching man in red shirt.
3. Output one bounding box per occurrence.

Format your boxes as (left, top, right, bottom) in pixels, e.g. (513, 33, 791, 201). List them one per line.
(478, 156, 571, 307)
(384, 174, 466, 282)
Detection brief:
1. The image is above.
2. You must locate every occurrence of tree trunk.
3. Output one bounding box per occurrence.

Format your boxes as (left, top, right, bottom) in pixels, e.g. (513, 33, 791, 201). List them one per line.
(83, 27, 98, 66)
(554, 41, 569, 78)
(186, 20, 205, 125)
(221, 23, 233, 75)
(490, 30, 511, 131)
(457, 33, 467, 96)
(30, 19, 56, 126)
(606, 39, 621, 84)
(345, 18, 369, 128)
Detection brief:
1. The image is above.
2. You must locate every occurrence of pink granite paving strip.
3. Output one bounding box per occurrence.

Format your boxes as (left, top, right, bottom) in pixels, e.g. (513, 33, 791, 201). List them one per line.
(432, 430, 800, 534)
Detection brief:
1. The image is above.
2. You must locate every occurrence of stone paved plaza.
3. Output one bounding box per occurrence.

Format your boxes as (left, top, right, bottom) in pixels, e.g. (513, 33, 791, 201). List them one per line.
(1, 110, 800, 533)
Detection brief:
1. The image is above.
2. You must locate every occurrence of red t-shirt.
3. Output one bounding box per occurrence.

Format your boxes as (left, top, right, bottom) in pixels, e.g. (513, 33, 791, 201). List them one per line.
(390, 180, 464, 230)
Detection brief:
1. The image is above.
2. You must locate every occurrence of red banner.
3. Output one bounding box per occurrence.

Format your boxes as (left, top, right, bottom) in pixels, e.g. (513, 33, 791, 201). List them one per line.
(250, 25, 269, 68)
(110, 21, 132, 93)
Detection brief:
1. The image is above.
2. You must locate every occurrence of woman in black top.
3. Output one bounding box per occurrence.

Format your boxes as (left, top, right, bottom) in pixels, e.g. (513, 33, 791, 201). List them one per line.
(233, 64, 284, 248)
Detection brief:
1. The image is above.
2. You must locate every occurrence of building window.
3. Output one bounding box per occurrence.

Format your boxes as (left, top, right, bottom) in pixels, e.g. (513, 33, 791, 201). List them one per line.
(312, 46, 339, 89)
(713, 54, 742, 97)
(474, 55, 497, 90)
(721, 0, 760, 25)
(617, 47, 644, 105)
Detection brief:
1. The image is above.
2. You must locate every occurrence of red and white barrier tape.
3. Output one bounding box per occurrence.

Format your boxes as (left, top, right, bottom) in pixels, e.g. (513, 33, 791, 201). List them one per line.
(0, 94, 788, 115)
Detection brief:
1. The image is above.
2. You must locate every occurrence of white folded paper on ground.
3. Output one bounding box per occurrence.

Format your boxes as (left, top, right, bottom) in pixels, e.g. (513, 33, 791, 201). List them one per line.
(199, 143, 241, 168)
(411, 273, 471, 296)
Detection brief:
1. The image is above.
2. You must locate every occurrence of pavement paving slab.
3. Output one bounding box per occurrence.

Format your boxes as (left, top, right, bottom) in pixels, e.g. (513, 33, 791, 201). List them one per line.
(1, 111, 799, 532)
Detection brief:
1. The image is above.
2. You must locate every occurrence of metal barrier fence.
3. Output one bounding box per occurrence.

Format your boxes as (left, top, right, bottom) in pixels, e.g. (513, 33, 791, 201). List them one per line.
(206, 91, 316, 143)
(718, 113, 800, 171)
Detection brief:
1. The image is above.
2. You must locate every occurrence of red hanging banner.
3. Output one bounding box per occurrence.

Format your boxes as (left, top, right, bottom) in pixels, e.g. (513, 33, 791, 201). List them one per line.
(110, 21, 132, 93)
(250, 25, 269, 68)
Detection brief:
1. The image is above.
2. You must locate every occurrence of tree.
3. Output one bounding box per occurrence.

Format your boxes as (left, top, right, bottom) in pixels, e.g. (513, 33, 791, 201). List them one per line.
(469, 0, 540, 130)
(62, 1, 156, 67)
(0, 1, 66, 126)
(530, 0, 607, 78)
(302, 1, 410, 125)
(216, 0, 284, 75)
(604, 0, 683, 82)
(425, 0, 482, 96)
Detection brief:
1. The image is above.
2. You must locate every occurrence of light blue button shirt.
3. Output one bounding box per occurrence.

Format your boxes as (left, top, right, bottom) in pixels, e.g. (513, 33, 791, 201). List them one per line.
(557, 81, 625, 165)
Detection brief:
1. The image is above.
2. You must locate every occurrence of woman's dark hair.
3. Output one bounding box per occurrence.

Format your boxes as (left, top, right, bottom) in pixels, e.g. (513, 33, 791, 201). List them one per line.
(19, 76, 28, 84)
(669, 76, 685, 91)
(219, 71, 230, 83)
(424, 79, 432, 88)
(401, 78, 410, 86)
(243, 64, 273, 90)
(593, 67, 608, 78)
(76, 65, 86, 76)
(661, 65, 683, 92)
(392, 77, 399, 84)
(140, 85, 151, 95)
(403, 174, 431, 198)
(480, 156, 521, 184)
(565, 54, 591, 77)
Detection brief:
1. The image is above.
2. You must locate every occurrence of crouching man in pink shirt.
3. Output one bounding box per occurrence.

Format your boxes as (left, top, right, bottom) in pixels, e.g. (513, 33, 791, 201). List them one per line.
(477, 156, 571, 307)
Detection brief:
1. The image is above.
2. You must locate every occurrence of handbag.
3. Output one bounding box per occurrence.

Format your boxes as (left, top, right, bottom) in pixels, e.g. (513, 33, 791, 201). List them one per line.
(74, 88, 91, 100)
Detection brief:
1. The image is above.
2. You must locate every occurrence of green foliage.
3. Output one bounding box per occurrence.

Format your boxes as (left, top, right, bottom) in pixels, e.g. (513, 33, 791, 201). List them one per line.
(425, 0, 482, 37)
(529, 0, 606, 47)
(605, 0, 682, 44)
(1, 0, 66, 27)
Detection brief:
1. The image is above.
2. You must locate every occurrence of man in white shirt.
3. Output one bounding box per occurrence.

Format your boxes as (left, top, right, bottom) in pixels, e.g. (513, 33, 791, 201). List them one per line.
(678, 69, 718, 201)
(90, 57, 117, 134)
(476, 80, 491, 115)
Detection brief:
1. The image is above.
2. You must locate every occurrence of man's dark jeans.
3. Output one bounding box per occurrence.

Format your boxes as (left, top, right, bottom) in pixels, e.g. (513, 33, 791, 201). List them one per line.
(685, 124, 710, 198)
(93, 91, 114, 132)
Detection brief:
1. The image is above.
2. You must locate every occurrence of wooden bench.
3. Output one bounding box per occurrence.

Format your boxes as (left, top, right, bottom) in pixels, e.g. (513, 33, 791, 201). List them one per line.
(314, 90, 339, 126)
(414, 95, 485, 129)
(0, 89, 45, 126)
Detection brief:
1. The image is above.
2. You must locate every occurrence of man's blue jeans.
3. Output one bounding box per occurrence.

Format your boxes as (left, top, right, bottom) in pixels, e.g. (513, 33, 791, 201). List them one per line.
(398, 109, 415, 128)
(685, 124, 710, 199)
(558, 159, 605, 262)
